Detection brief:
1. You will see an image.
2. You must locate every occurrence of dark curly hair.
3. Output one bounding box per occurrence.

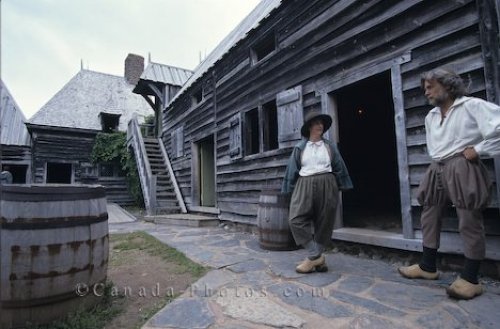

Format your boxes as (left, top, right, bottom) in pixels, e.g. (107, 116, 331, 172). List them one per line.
(420, 67, 468, 99)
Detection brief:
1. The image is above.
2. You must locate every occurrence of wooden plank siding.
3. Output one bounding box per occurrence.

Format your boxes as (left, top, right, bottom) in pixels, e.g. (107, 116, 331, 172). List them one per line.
(28, 127, 134, 205)
(162, 0, 499, 231)
(30, 129, 98, 184)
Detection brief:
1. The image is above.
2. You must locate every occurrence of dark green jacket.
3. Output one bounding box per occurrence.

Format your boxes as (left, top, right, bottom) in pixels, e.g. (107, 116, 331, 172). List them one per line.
(281, 139, 353, 194)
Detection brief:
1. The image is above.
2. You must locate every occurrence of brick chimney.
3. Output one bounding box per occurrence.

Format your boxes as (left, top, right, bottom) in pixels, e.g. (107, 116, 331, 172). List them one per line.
(124, 53, 144, 85)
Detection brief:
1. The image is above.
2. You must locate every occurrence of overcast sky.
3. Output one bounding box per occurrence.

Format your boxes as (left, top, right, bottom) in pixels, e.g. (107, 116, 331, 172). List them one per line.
(1, 0, 261, 119)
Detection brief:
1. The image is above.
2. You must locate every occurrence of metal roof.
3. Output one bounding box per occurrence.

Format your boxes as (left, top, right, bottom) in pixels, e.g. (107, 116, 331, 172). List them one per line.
(0, 80, 31, 146)
(29, 69, 154, 131)
(140, 62, 193, 86)
(170, 0, 282, 104)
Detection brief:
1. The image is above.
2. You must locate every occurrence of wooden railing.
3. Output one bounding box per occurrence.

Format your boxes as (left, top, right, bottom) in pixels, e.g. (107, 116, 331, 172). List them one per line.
(127, 115, 156, 215)
(158, 137, 187, 213)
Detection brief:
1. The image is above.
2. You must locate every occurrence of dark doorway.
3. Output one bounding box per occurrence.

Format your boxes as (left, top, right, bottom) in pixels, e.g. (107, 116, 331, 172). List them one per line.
(335, 71, 401, 232)
(46, 162, 72, 184)
(2, 164, 28, 183)
(198, 135, 215, 207)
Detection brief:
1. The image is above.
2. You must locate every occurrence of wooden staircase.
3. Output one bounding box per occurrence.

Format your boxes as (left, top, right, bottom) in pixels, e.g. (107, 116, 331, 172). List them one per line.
(143, 138, 182, 214)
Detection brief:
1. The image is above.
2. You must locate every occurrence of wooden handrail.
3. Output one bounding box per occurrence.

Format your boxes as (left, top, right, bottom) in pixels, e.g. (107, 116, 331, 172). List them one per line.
(158, 137, 187, 213)
(127, 116, 156, 215)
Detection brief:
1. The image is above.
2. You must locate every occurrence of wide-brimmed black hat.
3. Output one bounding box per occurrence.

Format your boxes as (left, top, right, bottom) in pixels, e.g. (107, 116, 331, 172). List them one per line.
(300, 110, 332, 138)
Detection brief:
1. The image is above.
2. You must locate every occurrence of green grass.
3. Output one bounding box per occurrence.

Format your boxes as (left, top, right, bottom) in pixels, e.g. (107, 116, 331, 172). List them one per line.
(111, 231, 208, 276)
(25, 231, 208, 329)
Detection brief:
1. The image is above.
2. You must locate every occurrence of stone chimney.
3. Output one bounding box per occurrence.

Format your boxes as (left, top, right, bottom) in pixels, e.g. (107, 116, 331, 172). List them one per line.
(124, 53, 144, 85)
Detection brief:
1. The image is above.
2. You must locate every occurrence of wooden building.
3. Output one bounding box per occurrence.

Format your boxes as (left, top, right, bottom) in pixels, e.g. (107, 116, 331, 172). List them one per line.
(26, 54, 154, 205)
(0, 80, 31, 183)
(153, 0, 500, 258)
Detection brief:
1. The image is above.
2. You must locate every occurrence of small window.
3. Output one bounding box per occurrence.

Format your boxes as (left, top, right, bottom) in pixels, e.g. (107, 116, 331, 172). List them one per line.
(251, 33, 276, 64)
(100, 113, 121, 132)
(46, 163, 72, 184)
(263, 100, 278, 151)
(245, 108, 260, 155)
(192, 88, 203, 106)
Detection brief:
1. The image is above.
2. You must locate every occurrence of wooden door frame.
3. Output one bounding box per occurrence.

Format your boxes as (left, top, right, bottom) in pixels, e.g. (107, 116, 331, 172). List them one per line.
(318, 53, 414, 239)
(191, 132, 216, 207)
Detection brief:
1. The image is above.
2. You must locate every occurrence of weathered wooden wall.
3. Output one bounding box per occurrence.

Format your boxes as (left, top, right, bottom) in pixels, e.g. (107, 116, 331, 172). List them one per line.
(1, 145, 31, 165)
(29, 126, 134, 205)
(29, 127, 97, 184)
(163, 0, 499, 226)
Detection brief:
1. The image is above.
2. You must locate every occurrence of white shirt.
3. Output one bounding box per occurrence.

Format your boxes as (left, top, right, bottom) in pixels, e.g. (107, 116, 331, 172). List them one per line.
(425, 96, 500, 160)
(299, 140, 332, 176)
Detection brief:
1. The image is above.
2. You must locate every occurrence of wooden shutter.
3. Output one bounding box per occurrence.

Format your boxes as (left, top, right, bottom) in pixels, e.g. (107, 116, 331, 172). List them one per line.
(277, 85, 303, 148)
(171, 130, 177, 158)
(176, 126, 184, 157)
(170, 126, 184, 158)
(228, 113, 242, 159)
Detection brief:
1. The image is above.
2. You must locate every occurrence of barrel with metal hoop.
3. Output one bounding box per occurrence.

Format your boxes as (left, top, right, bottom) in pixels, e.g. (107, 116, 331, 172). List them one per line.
(0, 184, 109, 328)
(257, 189, 298, 251)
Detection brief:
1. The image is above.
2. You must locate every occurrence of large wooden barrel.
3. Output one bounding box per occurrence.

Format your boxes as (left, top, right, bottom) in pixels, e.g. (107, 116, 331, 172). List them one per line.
(0, 184, 109, 329)
(257, 189, 298, 251)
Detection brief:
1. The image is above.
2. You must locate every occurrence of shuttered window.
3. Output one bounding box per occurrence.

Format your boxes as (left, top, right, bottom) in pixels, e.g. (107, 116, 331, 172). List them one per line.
(228, 113, 242, 159)
(277, 85, 303, 148)
(171, 126, 184, 158)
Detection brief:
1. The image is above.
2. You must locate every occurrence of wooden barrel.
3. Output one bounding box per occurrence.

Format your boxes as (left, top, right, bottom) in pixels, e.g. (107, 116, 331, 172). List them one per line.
(257, 190, 298, 251)
(0, 184, 109, 329)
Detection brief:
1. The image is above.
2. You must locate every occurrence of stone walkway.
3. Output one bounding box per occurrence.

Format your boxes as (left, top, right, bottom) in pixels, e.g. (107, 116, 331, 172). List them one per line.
(109, 221, 500, 329)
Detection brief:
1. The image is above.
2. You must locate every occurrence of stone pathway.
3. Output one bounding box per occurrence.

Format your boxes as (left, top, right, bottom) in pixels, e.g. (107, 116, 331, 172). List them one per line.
(109, 221, 500, 329)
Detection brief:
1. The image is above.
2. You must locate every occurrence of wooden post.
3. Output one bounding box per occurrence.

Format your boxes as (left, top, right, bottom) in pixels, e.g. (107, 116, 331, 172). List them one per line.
(150, 175, 157, 215)
(391, 64, 413, 239)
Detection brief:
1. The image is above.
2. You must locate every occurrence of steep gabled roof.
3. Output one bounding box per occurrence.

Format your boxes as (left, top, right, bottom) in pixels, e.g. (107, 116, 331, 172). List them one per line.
(29, 69, 153, 131)
(170, 0, 282, 104)
(0, 80, 30, 146)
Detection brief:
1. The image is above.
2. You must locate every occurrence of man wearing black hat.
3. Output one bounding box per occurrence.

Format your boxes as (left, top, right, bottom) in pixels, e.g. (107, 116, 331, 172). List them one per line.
(282, 110, 353, 273)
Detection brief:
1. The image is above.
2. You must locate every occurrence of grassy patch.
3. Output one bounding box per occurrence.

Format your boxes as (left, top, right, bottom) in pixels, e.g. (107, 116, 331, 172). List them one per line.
(111, 231, 207, 276)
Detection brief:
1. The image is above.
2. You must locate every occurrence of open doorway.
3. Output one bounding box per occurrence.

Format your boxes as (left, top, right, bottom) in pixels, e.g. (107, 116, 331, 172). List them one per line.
(46, 162, 72, 184)
(334, 71, 401, 232)
(1, 164, 28, 183)
(197, 135, 215, 207)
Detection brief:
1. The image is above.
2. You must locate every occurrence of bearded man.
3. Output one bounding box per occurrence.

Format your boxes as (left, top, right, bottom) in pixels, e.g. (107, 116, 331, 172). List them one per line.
(398, 67, 500, 300)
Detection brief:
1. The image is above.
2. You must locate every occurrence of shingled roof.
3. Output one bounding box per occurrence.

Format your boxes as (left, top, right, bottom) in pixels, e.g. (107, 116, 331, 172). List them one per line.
(1, 80, 30, 146)
(29, 69, 153, 131)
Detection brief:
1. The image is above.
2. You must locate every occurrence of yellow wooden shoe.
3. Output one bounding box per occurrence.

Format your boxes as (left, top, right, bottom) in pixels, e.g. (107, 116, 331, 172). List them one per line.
(398, 264, 439, 280)
(296, 254, 326, 273)
(446, 278, 483, 300)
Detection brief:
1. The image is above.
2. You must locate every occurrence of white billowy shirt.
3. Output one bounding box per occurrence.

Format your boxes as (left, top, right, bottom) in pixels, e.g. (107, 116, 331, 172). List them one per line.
(299, 140, 332, 176)
(425, 96, 500, 160)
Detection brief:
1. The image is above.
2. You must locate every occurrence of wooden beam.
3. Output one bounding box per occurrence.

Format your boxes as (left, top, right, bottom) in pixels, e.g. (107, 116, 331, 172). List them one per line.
(146, 82, 164, 107)
(331, 227, 500, 260)
(141, 94, 155, 110)
(317, 52, 411, 94)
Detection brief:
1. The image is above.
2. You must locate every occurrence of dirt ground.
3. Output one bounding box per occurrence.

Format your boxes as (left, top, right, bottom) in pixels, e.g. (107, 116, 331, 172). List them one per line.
(104, 236, 199, 329)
